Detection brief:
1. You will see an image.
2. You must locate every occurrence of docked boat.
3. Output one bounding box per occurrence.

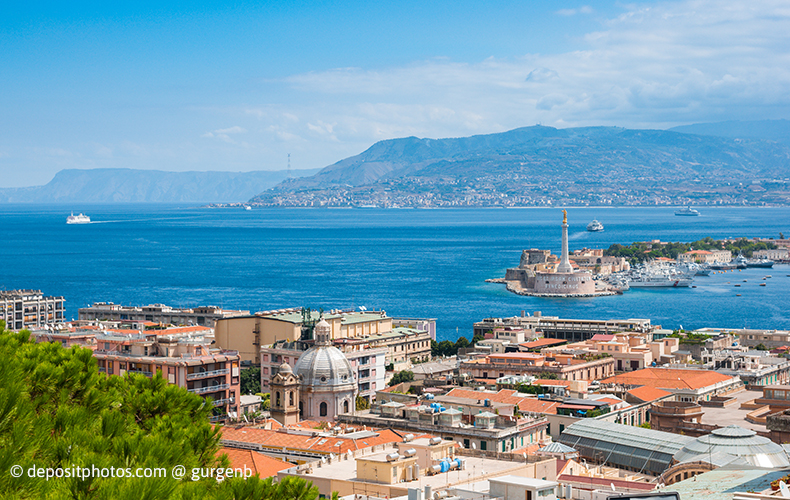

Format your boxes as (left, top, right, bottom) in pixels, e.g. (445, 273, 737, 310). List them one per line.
(627, 273, 693, 288)
(733, 254, 749, 269)
(66, 212, 91, 224)
(625, 263, 693, 288)
(586, 219, 604, 232)
(675, 206, 700, 216)
(746, 258, 774, 268)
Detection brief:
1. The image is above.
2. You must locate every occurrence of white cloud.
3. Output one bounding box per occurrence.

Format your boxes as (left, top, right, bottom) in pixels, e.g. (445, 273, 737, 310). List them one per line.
(266, 0, 790, 139)
(556, 6, 593, 16)
(202, 126, 247, 143)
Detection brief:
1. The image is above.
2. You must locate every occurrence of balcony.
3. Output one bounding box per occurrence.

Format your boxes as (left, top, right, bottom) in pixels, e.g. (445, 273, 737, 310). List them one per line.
(187, 368, 229, 380)
(128, 370, 153, 377)
(189, 384, 230, 395)
(212, 397, 236, 407)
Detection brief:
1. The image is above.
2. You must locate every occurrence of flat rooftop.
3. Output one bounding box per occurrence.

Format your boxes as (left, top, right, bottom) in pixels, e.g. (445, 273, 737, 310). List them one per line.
(700, 390, 768, 432)
(293, 453, 534, 491)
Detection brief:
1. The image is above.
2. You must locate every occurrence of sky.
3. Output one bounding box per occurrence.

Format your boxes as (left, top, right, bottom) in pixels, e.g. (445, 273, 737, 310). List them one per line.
(1, 0, 789, 187)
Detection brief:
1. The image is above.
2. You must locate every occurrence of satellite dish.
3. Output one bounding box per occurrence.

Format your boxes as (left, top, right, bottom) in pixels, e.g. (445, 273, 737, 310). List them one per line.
(471, 443, 476, 450)
(780, 481, 790, 498)
(611, 484, 616, 492)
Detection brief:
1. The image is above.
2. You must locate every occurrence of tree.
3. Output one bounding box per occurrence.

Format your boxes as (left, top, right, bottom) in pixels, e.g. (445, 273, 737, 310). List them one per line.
(755, 343, 769, 351)
(388, 370, 415, 386)
(454, 336, 470, 351)
(0, 321, 323, 500)
(355, 396, 370, 411)
(240, 366, 261, 394)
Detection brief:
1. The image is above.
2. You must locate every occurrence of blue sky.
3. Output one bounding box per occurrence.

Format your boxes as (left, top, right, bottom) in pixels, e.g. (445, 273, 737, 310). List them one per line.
(2, 0, 789, 187)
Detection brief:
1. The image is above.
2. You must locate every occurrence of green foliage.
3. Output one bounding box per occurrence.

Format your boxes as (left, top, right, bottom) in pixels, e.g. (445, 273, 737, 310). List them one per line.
(388, 370, 415, 386)
(537, 371, 559, 380)
(239, 366, 261, 395)
(639, 422, 651, 429)
(755, 343, 769, 351)
(384, 363, 394, 372)
(667, 331, 712, 344)
(0, 321, 320, 500)
(604, 237, 776, 264)
(260, 392, 270, 411)
(355, 396, 370, 411)
(515, 383, 548, 395)
(431, 335, 475, 358)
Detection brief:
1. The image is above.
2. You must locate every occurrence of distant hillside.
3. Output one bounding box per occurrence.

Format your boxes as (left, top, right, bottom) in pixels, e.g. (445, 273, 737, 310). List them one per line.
(251, 125, 790, 207)
(0, 168, 320, 203)
(669, 119, 790, 145)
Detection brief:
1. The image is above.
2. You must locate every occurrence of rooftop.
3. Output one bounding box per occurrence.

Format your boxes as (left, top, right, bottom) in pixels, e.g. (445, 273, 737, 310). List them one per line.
(601, 367, 738, 390)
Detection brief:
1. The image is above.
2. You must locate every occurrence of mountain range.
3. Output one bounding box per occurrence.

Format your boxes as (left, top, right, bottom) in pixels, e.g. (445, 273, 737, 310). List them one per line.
(252, 120, 790, 207)
(4, 120, 789, 205)
(0, 168, 319, 203)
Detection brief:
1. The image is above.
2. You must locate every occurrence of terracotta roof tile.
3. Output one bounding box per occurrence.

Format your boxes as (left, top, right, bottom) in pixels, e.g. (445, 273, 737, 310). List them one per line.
(626, 385, 673, 402)
(218, 448, 292, 478)
(601, 367, 736, 390)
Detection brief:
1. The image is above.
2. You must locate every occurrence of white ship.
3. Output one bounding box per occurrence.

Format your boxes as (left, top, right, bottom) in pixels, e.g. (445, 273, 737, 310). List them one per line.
(627, 273, 693, 287)
(675, 206, 700, 216)
(66, 212, 91, 224)
(586, 219, 604, 232)
(245, 205, 252, 211)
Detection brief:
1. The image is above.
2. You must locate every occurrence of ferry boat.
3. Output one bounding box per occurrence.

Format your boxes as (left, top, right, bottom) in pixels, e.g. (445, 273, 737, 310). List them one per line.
(675, 206, 700, 216)
(586, 219, 604, 232)
(66, 213, 91, 224)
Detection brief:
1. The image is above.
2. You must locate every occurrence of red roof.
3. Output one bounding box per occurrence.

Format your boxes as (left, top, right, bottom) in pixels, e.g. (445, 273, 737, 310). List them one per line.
(219, 427, 405, 455)
(601, 367, 736, 390)
(217, 448, 292, 478)
(443, 388, 559, 414)
(520, 339, 568, 349)
(626, 386, 673, 402)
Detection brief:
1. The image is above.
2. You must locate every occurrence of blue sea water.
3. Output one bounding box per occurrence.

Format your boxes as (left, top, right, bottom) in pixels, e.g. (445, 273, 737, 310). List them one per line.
(1, 204, 788, 341)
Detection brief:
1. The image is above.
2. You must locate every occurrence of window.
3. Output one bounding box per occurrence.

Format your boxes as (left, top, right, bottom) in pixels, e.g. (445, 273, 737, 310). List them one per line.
(343, 400, 349, 413)
(320, 402, 328, 417)
(289, 391, 294, 406)
(480, 441, 486, 451)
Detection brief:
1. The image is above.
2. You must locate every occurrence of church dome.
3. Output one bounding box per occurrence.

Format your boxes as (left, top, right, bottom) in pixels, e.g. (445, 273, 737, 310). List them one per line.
(294, 344, 355, 392)
(672, 425, 790, 468)
(278, 363, 293, 374)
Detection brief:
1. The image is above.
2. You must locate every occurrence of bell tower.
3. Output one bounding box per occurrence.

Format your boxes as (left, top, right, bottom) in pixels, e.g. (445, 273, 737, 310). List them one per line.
(270, 363, 300, 426)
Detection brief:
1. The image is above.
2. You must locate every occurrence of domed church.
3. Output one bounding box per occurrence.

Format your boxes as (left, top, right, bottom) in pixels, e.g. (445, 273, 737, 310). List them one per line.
(271, 317, 357, 423)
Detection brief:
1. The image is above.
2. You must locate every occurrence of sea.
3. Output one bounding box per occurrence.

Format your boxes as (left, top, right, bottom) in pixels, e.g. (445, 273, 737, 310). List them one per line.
(1, 204, 788, 341)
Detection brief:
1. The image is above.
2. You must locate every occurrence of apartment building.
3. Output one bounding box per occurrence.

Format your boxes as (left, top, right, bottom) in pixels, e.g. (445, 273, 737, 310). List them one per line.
(678, 249, 732, 263)
(1, 289, 65, 331)
(542, 332, 681, 370)
(473, 314, 653, 342)
(460, 352, 616, 382)
(215, 307, 432, 368)
(92, 327, 241, 420)
(79, 302, 248, 327)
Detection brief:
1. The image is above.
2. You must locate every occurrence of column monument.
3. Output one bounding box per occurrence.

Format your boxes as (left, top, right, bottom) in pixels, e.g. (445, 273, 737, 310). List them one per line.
(556, 209, 573, 273)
